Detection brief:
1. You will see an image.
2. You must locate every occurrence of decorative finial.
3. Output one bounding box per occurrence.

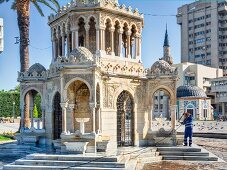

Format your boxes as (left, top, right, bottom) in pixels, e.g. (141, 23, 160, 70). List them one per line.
(163, 23, 169, 47)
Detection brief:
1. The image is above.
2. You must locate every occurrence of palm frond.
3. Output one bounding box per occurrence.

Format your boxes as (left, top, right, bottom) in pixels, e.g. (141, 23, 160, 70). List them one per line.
(36, 0, 57, 13)
(0, 0, 12, 4)
(48, 0, 60, 11)
(32, 1, 44, 16)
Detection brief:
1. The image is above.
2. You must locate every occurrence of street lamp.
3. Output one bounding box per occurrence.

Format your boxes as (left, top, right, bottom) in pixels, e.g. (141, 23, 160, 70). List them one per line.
(12, 101, 15, 122)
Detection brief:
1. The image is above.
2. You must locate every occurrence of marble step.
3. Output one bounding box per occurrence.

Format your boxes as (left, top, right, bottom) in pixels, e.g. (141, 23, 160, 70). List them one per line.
(70, 167, 125, 170)
(26, 154, 119, 162)
(157, 147, 201, 152)
(3, 164, 68, 170)
(159, 151, 209, 156)
(162, 155, 218, 161)
(15, 159, 125, 168)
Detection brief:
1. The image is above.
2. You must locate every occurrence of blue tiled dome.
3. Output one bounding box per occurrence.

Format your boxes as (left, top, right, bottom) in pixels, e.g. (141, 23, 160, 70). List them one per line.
(177, 85, 207, 98)
(28, 63, 46, 74)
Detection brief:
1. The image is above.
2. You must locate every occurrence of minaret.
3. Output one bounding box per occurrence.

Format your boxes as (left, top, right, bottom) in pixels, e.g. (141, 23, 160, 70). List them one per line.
(162, 24, 173, 65)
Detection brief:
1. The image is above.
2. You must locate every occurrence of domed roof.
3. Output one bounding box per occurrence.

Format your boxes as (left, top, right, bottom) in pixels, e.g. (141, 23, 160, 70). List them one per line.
(28, 63, 46, 74)
(177, 85, 207, 98)
(69, 47, 94, 63)
(150, 59, 175, 74)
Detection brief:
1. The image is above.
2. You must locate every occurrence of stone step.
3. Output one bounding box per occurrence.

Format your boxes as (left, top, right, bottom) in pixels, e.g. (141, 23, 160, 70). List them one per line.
(162, 156, 218, 161)
(26, 154, 119, 162)
(159, 151, 209, 156)
(157, 147, 201, 152)
(15, 159, 125, 168)
(3, 164, 68, 170)
(70, 167, 125, 170)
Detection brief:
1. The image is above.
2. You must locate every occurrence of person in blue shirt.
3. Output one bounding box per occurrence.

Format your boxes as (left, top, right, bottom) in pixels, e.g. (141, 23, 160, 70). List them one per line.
(182, 112, 193, 146)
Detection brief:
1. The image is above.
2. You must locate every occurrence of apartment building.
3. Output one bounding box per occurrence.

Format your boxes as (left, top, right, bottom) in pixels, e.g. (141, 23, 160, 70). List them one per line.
(177, 0, 227, 76)
(0, 18, 3, 53)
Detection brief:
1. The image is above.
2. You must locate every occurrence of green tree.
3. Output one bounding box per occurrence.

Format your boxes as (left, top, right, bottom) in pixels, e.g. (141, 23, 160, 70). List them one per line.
(0, 0, 60, 72)
(33, 104, 38, 118)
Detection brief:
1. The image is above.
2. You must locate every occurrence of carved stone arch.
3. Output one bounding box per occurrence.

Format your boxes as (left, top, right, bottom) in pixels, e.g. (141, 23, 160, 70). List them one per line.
(63, 77, 92, 102)
(88, 15, 98, 24)
(76, 15, 87, 25)
(149, 85, 175, 106)
(129, 23, 138, 32)
(113, 85, 135, 110)
(104, 16, 113, 27)
(22, 86, 43, 104)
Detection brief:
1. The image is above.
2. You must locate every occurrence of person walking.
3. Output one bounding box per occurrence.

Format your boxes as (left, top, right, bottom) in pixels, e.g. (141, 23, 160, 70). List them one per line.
(182, 112, 193, 146)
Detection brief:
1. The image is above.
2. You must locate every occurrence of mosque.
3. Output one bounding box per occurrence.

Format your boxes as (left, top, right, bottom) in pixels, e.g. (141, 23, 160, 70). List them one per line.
(16, 0, 212, 153)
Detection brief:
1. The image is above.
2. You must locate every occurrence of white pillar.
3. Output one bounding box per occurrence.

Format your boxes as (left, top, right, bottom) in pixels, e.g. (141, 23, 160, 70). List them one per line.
(90, 103, 96, 133)
(75, 30, 79, 48)
(62, 33, 65, 56)
(85, 25, 89, 49)
(41, 106, 45, 129)
(96, 28, 100, 52)
(110, 28, 115, 55)
(71, 31, 75, 50)
(138, 36, 142, 62)
(118, 30, 123, 57)
(134, 36, 137, 59)
(149, 107, 153, 130)
(52, 39, 56, 62)
(20, 107, 25, 130)
(126, 31, 131, 58)
(60, 102, 68, 134)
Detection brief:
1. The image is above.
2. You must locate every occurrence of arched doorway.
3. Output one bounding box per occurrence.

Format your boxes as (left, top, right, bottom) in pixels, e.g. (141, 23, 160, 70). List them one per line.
(53, 92, 62, 140)
(117, 91, 134, 147)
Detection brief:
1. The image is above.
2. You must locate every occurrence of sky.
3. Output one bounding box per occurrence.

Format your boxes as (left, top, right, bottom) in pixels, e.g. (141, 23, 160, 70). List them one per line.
(0, 0, 194, 90)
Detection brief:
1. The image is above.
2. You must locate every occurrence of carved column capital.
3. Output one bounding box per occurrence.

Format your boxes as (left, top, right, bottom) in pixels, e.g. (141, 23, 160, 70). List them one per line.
(60, 102, 68, 109)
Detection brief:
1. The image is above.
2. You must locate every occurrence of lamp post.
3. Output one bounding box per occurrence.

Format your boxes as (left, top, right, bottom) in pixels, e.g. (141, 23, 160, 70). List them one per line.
(12, 101, 15, 123)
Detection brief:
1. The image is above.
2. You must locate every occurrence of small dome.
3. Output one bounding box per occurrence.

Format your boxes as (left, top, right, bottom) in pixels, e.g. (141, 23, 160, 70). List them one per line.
(150, 59, 175, 73)
(177, 85, 207, 98)
(69, 47, 94, 63)
(28, 63, 46, 74)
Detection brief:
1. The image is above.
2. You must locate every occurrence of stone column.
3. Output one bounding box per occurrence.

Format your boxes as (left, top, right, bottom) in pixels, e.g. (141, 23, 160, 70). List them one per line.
(171, 105, 177, 130)
(126, 31, 131, 58)
(41, 106, 45, 129)
(222, 102, 225, 116)
(134, 36, 137, 59)
(138, 35, 142, 62)
(85, 25, 90, 49)
(30, 106, 34, 129)
(60, 102, 68, 134)
(118, 29, 123, 57)
(90, 103, 96, 133)
(51, 35, 56, 62)
(75, 29, 79, 48)
(68, 104, 75, 132)
(96, 107, 101, 133)
(110, 28, 115, 55)
(24, 93, 30, 128)
(96, 27, 100, 52)
(20, 107, 25, 131)
(149, 107, 153, 130)
(61, 33, 65, 56)
(71, 30, 75, 50)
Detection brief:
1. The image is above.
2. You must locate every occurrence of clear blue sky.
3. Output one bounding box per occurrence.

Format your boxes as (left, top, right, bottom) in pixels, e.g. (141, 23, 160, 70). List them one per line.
(0, 0, 194, 90)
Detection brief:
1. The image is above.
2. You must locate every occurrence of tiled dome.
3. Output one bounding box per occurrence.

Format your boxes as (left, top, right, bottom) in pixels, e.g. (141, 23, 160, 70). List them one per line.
(177, 85, 207, 98)
(28, 63, 46, 74)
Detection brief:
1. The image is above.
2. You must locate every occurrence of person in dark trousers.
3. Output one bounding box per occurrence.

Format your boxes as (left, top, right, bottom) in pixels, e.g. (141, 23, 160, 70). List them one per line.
(182, 112, 193, 146)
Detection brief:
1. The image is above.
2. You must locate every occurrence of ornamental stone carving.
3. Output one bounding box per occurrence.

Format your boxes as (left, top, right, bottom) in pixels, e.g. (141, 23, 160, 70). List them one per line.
(150, 59, 176, 75)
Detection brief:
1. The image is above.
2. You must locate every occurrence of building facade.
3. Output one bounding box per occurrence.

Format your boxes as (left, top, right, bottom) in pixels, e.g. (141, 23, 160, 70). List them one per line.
(177, 0, 227, 76)
(16, 0, 178, 152)
(211, 77, 227, 117)
(0, 18, 3, 53)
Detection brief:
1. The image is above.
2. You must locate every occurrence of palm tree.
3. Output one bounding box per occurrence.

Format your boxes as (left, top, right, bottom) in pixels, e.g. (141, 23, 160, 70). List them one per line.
(0, 0, 60, 72)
